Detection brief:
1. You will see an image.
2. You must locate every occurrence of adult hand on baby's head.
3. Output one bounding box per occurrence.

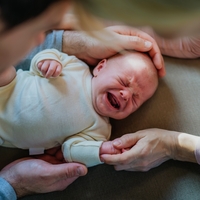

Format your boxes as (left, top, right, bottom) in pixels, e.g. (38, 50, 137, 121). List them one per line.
(0, 147, 87, 198)
(105, 25, 166, 77)
(63, 25, 165, 77)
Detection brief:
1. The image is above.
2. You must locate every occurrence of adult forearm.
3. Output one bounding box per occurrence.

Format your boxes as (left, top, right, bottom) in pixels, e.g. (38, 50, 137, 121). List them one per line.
(62, 31, 88, 59)
(139, 26, 200, 59)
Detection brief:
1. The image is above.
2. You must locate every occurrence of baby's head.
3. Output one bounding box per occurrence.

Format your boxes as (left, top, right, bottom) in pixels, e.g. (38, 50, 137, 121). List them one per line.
(91, 51, 159, 119)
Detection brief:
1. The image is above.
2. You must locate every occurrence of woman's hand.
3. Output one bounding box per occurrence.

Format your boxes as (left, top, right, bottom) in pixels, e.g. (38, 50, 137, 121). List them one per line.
(101, 128, 198, 171)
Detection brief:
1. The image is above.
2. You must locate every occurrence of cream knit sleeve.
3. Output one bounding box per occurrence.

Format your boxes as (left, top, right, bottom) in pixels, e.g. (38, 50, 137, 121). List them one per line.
(62, 132, 106, 167)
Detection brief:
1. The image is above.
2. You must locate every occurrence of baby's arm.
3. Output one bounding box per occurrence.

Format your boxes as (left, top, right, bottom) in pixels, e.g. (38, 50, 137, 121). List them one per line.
(30, 49, 64, 77)
(62, 135, 103, 167)
(37, 59, 62, 78)
(62, 132, 118, 167)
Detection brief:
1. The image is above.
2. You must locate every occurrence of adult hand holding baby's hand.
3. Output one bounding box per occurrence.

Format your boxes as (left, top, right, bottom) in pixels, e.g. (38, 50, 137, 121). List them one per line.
(100, 141, 121, 162)
(101, 129, 178, 171)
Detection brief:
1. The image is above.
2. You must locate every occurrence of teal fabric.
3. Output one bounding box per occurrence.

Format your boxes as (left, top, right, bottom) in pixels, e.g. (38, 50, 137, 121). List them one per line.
(0, 178, 17, 200)
(1, 56, 200, 199)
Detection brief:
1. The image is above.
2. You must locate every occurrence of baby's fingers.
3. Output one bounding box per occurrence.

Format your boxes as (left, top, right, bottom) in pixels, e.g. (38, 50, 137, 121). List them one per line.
(37, 61, 43, 70)
(38, 60, 51, 77)
(52, 64, 62, 77)
(45, 61, 61, 78)
(100, 141, 121, 156)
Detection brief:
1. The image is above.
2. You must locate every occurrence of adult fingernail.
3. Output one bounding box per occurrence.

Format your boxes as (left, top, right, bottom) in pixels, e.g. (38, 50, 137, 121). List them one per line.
(77, 166, 85, 176)
(113, 139, 121, 146)
(145, 41, 152, 48)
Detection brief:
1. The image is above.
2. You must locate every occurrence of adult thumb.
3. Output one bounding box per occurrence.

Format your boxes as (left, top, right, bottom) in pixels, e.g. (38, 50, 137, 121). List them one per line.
(112, 133, 138, 149)
(50, 163, 88, 179)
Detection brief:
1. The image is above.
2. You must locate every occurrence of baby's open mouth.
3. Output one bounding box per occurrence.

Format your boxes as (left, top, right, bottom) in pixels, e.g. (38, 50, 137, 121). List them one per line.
(107, 92, 120, 109)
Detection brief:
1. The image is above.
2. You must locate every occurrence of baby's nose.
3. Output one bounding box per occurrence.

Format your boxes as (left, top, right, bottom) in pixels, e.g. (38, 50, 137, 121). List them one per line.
(120, 90, 130, 101)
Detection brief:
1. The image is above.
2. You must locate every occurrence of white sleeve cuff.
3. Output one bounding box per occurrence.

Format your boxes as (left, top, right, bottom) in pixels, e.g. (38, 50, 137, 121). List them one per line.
(62, 140, 104, 167)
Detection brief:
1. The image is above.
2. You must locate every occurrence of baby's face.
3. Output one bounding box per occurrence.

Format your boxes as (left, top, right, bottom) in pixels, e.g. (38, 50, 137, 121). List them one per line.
(91, 51, 158, 119)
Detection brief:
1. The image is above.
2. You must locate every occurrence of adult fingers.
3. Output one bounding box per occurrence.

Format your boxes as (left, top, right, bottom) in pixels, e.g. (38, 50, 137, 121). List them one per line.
(147, 40, 165, 77)
(48, 163, 88, 179)
(101, 146, 137, 166)
(115, 33, 153, 52)
(153, 53, 166, 77)
(112, 133, 141, 149)
(43, 163, 88, 192)
(100, 153, 126, 166)
(107, 25, 153, 50)
(108, 25, 166, 77)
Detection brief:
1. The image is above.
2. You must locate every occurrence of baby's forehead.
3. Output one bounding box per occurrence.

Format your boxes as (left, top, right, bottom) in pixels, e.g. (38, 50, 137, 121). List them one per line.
(129, 52, 154, 70)
(124, 51, 150, 62)
(122, 53, 156, 77)
(109, 51, 155, 76)
(119, 52, 151, 68)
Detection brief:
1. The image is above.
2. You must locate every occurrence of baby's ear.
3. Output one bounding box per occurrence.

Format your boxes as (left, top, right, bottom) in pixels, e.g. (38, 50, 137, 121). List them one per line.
(93, 59, 107, 76)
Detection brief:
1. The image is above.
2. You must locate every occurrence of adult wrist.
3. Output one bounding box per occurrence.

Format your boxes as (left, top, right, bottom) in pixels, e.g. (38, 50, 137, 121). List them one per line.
(62, 30, 87, 57)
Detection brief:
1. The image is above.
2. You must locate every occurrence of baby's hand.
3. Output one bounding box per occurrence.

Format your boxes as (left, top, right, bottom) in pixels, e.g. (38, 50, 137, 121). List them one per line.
(37, 59, 62, 78)
(100, 141, 121, 161)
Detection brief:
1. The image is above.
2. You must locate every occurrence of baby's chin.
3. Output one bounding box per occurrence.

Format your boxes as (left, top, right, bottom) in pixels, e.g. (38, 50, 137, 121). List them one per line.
(95, 109, 127, 120)
(94, 101, 131, 119)
(109, 113, 130, 120)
